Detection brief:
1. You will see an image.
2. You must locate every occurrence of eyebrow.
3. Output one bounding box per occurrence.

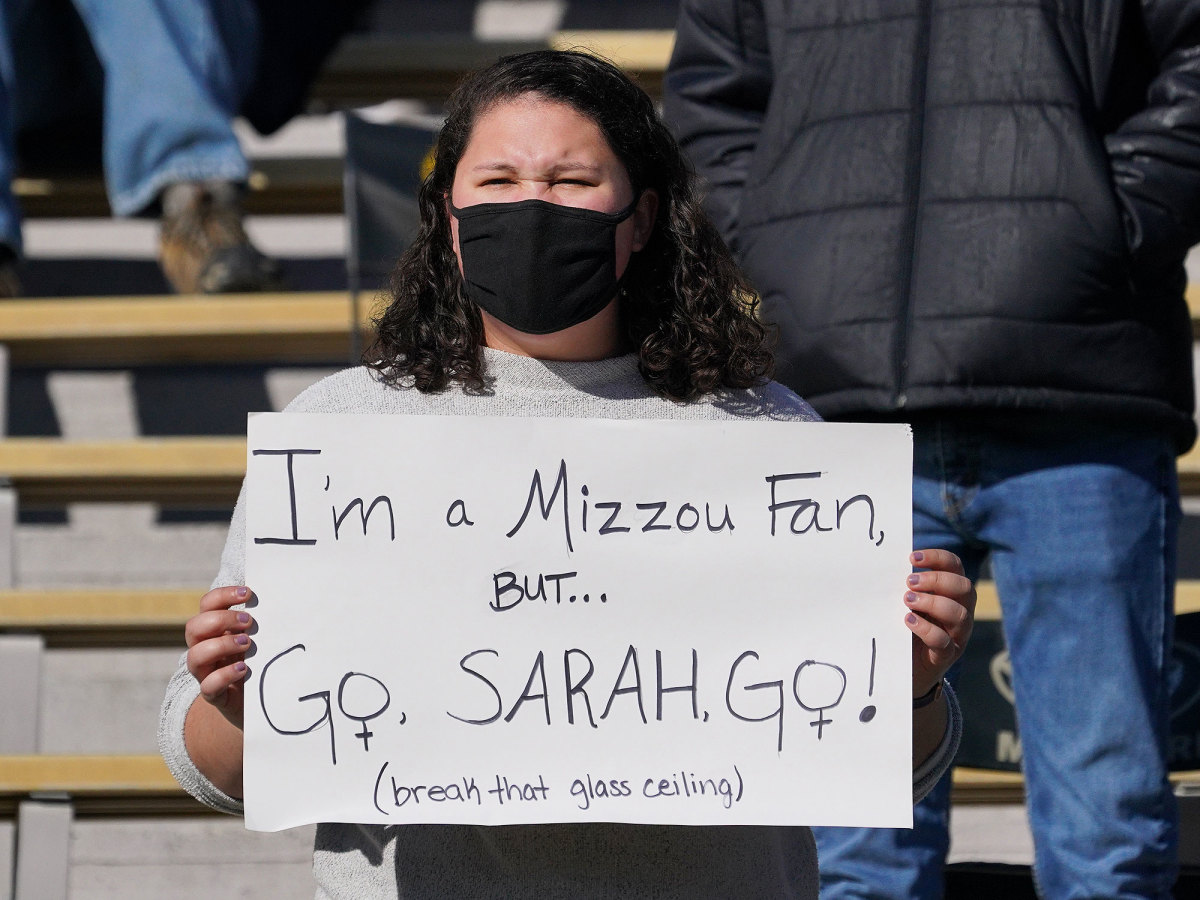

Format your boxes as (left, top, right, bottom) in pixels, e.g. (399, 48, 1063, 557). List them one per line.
(470, 161, 604, 175)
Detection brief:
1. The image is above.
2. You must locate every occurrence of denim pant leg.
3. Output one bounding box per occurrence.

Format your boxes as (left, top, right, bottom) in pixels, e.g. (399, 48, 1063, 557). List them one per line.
(813, 429, 987, 899)
(69, 0, 258, 216)
(0, 0, 22, 252)
(982, 429, 1179, 899)
(812, 762, 952, 899)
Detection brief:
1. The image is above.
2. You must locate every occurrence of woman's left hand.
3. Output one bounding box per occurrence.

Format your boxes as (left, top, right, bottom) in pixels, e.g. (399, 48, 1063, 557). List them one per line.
(904, 549, 976, 698)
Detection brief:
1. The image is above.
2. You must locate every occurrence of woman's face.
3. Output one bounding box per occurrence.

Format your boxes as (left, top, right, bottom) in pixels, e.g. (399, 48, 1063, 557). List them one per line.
(448, 93, 657, 360)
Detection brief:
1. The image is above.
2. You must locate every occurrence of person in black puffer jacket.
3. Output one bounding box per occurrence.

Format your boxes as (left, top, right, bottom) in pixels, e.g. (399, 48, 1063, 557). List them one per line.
(665, 1, 1200, 897)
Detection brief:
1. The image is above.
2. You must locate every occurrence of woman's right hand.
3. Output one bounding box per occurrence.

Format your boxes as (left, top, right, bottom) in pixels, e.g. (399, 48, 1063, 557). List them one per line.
(185, 585, 255, 730)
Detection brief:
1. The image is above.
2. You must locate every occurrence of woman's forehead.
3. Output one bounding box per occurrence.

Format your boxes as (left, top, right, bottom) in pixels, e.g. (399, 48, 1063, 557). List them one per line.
(461, 95, 618, 168)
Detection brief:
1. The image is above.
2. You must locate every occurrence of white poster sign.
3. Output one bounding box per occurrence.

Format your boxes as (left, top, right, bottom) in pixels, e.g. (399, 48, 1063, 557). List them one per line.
(242, 414, 913, 832)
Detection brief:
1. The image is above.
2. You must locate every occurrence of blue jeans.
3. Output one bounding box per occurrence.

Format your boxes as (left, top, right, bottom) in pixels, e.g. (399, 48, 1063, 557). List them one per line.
(0, 0, 258, 252)
(814, 419, 1180, 899)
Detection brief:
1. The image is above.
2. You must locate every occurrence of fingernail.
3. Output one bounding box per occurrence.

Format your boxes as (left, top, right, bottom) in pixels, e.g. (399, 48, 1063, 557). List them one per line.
(237, 612, 250, 624)
(906, 612, 918, 625)
(234, 634, 250, 646)
(234, 661, 247, 673)
(911, 551, 925, 563)
(907, 573, 921, 587)
(235, 586, 248, 599)
(905, 592, 918, 605)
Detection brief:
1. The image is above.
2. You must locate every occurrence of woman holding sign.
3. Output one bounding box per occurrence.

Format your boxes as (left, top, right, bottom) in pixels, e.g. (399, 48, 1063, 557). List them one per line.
(160, 50, 975, 898)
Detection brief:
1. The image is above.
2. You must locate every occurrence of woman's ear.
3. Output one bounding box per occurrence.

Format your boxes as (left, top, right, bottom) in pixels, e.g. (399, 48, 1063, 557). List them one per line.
(631, 189, 659, 252)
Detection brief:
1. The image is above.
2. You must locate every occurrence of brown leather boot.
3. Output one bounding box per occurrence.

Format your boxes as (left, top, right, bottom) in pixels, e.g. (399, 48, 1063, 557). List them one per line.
(158, 181, 284, 294)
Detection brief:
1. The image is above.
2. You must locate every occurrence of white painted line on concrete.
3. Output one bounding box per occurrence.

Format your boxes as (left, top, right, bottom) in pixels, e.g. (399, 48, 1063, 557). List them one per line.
(24, 216, 346, 259)
(947, 803, 1034, 866)
(475, 0, 565, 39)
(234, 115, 345, 158)
(45, 371, 139, 440)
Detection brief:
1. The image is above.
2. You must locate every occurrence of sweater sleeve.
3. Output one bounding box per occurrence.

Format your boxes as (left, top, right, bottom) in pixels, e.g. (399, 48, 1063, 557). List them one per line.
(663, 0, 772, 251)
(158, 651, 246, 815)
(1106, 0, 1200, 270)
(912, 681, 962, 804)
(157, 375, 350, 813)
(157, 478, 253, 812)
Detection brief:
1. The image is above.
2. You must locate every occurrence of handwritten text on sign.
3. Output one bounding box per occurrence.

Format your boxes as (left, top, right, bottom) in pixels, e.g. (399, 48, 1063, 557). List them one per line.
(242, 414, 913, 832)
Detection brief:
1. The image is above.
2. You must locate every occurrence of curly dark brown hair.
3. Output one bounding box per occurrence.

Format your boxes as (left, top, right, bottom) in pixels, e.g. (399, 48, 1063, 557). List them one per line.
(366, 49, 773, 402)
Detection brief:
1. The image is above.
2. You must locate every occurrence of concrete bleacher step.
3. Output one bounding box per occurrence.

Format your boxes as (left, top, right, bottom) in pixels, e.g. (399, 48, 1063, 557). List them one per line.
(0, 292, 371, 365)
(0, 438, 245, 507)
(15, 157, 344, 220)
(1, 794, 314, 900)
(0, 757, 179, 816)
(49, 815, 314, 900)
(0, 589, 195, 646)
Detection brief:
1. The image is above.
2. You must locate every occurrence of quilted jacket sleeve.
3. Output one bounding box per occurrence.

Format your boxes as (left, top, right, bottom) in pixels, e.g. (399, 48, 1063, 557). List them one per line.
(663, 0, 772, 251)
(1107, 0, 1200, 269)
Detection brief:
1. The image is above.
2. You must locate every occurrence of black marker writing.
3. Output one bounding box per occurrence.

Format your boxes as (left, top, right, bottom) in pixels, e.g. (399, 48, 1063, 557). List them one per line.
(338, 670, 392, 751)
(504, 651, 551, 725)
(491, 570, 579, 611)
(765, 473, 884, 545)
(571, 773, 633, 809)
(725, 651, 849, 751)
(793, 661, 847, 740)
(252, 448, 321, 545)
(259, 644, 396, 765)
(565, 648, 597, 727)
(447, 646, 708, 729)
(507, 459, 573, 551)
(642, 766, 743, 809)
(657, 649, 699, 720)
(447, 650, 503, 725)
(373, 763, 484, 814)
(601, 645, 647, 724)
(487, 774, 550, 805)
(446, 498, 474, 527)
(725, 651, 786, 752)
(332, 495, 396, 541)
(859, 638, 878, 723)
(507, 460, 737, 551)
(259, 644, 335, 762)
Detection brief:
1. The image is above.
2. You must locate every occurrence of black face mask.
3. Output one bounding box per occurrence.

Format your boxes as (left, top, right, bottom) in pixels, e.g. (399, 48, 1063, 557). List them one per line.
(450, 197, 638, 335)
